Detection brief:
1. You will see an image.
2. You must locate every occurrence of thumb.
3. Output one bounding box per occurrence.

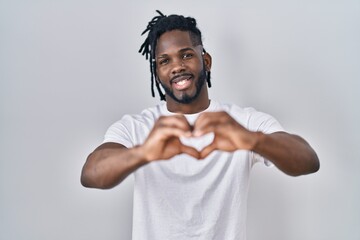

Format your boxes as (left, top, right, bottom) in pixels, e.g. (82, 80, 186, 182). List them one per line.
(180, 145, 201, 159)
(199, 142, 217, 159)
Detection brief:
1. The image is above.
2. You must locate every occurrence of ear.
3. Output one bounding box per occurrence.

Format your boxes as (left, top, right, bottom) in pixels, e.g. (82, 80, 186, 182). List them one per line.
(203, 52, 212, 72)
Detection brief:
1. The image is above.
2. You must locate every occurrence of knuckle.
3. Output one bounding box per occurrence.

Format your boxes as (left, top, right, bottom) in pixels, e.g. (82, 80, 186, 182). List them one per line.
(156, 116, 165, 124)
(158, 116, 167, 121)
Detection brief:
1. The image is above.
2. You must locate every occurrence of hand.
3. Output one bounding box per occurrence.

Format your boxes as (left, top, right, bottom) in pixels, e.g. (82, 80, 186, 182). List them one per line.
(192, 111, 258, 159)
(141, 115, 200, 161)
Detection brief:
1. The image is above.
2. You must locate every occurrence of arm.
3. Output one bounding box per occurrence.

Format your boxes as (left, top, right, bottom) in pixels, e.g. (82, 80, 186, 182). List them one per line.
(252, 131, 319, 176)
(193, 111, 319, 176)
(81, 115, 199, 189)
(81, 143, 147, 189)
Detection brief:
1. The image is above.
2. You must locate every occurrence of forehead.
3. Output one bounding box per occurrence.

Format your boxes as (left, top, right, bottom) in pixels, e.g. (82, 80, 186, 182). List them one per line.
(155, 30, 196, 55)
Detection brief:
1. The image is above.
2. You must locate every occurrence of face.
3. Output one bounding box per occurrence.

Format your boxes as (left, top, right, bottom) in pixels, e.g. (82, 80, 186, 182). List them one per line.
(155, 30, 211, 104)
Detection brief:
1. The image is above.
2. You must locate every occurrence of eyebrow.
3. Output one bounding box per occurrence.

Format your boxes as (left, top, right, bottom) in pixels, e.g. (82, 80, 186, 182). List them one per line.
(157, 47, 196, 59)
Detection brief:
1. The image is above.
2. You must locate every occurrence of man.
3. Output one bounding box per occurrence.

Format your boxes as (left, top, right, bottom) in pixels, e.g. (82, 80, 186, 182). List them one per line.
(81, 10, 319, 240)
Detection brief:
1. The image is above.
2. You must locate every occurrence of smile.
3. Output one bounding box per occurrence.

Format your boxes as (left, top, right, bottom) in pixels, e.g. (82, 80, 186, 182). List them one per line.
(171, 74, 193, 90)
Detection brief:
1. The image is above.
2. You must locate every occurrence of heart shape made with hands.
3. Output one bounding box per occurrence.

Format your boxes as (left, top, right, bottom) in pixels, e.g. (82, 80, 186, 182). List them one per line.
(179, 132, 215, 152)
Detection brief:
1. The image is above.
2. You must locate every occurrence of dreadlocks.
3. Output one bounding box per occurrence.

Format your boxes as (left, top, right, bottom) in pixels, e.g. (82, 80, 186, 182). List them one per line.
(138, 10, 212, 101)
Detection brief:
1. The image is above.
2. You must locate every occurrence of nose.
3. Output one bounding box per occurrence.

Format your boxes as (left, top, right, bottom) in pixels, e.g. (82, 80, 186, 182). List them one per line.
(171, 59, 185, 75)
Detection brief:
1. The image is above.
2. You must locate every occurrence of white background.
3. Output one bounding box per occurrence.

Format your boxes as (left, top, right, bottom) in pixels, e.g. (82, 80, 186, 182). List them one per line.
(1, 1, 359, 239)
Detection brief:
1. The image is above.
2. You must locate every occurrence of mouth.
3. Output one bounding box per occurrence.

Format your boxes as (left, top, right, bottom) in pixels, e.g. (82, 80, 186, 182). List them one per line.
(171, 74, 193, 90)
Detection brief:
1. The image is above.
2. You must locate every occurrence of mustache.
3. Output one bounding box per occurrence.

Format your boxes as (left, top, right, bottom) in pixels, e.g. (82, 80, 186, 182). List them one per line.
(170, 73, 194, 84)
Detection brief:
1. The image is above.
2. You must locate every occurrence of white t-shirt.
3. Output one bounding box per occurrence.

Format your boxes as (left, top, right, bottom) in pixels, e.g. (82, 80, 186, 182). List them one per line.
(104, 100, 284, 240)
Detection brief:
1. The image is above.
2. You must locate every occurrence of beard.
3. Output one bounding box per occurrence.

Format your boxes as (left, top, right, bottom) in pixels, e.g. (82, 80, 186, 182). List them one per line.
(159, 67, 207, 104)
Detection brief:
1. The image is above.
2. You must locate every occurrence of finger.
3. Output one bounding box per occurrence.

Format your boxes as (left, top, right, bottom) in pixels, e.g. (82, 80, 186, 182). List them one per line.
(157, 115, 192, 133)
(199, 142, 217, 159)
(195, 113, 244, 139)
(152, 127, 191, 140)
(180, 145, 200, 159)
(193, 119, 216, 137)
(193, 112, 227, 137)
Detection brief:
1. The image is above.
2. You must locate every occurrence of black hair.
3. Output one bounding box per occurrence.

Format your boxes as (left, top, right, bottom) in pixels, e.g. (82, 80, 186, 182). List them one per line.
(139, 10, 211, 101)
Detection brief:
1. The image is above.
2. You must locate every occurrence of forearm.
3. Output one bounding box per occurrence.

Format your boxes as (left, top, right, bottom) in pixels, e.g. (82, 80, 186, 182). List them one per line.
(252, 131, 320, 176)
(81, 143, 147, 189)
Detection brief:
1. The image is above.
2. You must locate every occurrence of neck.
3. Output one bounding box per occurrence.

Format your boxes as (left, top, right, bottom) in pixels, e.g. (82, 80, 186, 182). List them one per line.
(166, 87, 210, 114)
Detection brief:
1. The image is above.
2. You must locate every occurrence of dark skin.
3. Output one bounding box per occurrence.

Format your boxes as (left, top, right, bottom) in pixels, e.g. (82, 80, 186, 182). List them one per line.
(81, 30, 319, 189)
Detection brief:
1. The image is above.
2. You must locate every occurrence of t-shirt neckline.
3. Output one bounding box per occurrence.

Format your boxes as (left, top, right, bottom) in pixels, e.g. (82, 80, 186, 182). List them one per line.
(160, 99, 218, 117)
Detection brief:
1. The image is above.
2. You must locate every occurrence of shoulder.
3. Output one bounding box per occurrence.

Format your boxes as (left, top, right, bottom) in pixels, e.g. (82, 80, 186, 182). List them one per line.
(118, 104, 164, 125)
(103, 104, 165, 146)
(214, 100, 284, 133)
(213, 100, 256, 118)
(106, 104, 164, 135)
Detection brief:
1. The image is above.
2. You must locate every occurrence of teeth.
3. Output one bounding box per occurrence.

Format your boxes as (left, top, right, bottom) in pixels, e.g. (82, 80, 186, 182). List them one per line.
(176, 79, 187, 86)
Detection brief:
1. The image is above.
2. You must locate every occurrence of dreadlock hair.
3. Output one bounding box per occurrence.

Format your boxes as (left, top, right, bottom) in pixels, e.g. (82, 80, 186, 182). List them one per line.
(138, 10, 212, 101)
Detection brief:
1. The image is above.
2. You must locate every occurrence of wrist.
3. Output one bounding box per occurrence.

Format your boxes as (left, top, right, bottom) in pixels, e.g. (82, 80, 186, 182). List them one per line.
(250, 131, 265, 151)
(131, 145, 150, 165)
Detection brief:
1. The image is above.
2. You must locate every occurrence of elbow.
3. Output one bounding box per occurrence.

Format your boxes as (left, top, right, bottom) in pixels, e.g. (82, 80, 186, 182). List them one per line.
(80, 153, 109, 189)
(288, 153, 320, 177)
(81, 154, 96, 188)
(310, 153, 320, 173)
(80, 166, 115, 189)
(80, 164, 104, 189)
(306, 142, 320, 174)
(80, 167, 96, 188)
(80, 174, 91, 188)
(81, 172, 108, 189)
(305, 149, 320, 175)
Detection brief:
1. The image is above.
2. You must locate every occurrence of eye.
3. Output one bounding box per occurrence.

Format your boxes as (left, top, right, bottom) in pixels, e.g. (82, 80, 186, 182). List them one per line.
(158, 58, 169, 65)
(183, 53, 193, 59)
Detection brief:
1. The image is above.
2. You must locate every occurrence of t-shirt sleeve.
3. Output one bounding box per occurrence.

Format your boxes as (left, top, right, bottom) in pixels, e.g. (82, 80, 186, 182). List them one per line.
(246, 108, 285, 166)
(247, 109, 284, 133)
(103, 115, 135, 148)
